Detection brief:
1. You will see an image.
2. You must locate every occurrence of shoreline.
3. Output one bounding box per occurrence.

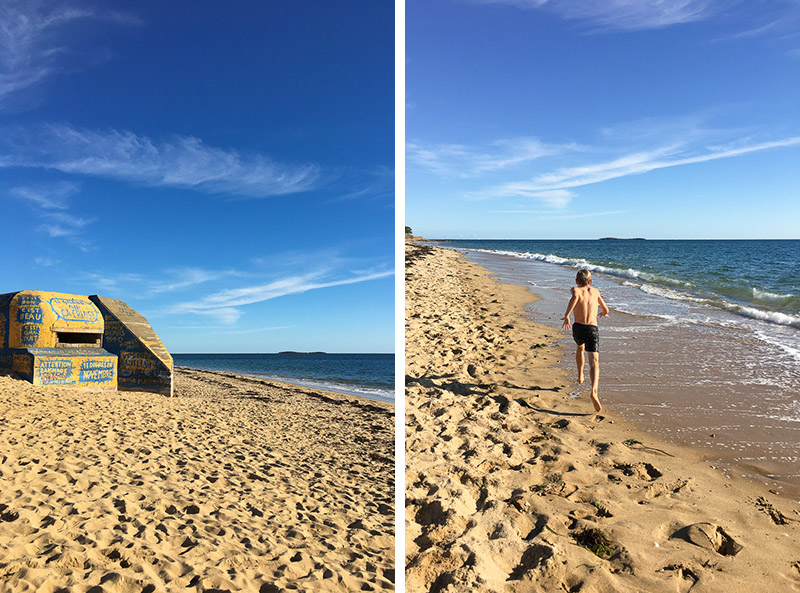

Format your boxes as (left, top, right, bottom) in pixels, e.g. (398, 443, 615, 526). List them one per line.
(172, 352, 395, 404)
(174, 364, 395, 404)
(444, 244, 800, 497)
(405, 242, 800, 592)
(0, 366, 394, 592)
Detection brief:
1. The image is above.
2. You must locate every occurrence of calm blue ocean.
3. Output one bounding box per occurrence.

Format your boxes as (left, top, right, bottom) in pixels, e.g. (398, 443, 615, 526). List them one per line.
(439, 239, 800, 493)
(173, 353, 394, 403)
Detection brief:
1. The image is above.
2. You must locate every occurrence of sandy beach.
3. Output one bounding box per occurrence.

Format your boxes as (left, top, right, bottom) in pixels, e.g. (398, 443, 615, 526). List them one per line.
(405, 242, 800, 592)
(0, 367, 394, 592)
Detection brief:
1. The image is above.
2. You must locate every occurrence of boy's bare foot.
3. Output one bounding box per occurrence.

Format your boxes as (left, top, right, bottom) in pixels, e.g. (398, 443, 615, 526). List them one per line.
(577, 372, 584, 384)
(590, 392, 602, 413)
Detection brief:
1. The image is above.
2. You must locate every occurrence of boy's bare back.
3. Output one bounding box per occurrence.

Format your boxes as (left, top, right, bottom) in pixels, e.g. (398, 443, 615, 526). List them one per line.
(569, 285, 605, 326)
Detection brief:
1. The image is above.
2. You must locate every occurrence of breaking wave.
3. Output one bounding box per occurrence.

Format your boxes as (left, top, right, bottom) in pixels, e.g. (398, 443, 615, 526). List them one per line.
(471, 247, 800, 329)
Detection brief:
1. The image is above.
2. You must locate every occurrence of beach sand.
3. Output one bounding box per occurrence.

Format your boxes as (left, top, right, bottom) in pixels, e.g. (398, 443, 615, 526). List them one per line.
(405, 243, 800, 593)
(0, 367, 394, 592)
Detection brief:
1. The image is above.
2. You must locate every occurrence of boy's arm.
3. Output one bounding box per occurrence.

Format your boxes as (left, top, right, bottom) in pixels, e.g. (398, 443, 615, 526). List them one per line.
(597, 292, 610, 318)
(561, 288, 577, 329)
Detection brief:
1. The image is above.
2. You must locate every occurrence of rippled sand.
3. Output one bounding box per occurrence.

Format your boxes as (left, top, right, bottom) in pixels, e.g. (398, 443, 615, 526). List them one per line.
(0, 367, 394, 592)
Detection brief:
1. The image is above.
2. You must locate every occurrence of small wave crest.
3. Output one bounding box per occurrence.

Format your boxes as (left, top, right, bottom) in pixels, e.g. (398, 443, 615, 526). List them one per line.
(471, 248, 800, 330)
(251, 373, 394, 402)
(733, 305, 800, 328)
(288, 377, 395, 402)
(639, 283, 708, 304)
(751, 288, 800, 311)
(637, 284, 800, 328)
(753, 288, 792, 302)
(471, 248, 691, 287)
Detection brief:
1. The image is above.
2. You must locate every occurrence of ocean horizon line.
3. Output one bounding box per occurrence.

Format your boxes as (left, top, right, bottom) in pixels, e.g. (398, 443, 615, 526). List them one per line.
(429, 237, 799, 241)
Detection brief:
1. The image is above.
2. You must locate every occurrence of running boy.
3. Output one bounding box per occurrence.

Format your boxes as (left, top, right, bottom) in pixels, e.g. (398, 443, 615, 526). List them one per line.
(561, 269, 610, 413)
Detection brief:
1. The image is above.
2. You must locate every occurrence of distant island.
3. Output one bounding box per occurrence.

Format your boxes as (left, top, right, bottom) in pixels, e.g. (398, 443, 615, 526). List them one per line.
(599, 237, 646, 241)
(278, 351, 327, 355)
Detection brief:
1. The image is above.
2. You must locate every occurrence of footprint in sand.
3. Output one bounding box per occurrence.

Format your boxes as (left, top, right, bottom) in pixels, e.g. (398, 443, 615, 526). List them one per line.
(613, 462, 662, 481)
(658, 563, 700, 591)
(672, 523, 743, 556)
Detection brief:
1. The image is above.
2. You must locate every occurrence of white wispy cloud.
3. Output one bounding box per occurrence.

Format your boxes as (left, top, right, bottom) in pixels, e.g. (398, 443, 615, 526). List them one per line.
(34, 256, 60, 267)
(327, 166, 394, 203)
(0, 124, 323, 197)
(471, 0, 717, 32)
(38, 211, 94, 237)
(491, 208, 631, 219)
(0, 1, 138, 109)
(77, 272, 147, 294)
(710, 2, 800, 44)
(715, 19, 783, 41)
(71, 257, 393, 326)
(149, 267, 250, 294)
(407, 137, 575, 177)
(171, 268, 394, 323)
(473, 136, 800, 200)
(10, 181, 95, 246)
(168, 324, 295, 334)
(10, 180, 77, 209)
(73, 267, 245, 300)
(190, 307, 243, 325)
(469, 188, 576, 208)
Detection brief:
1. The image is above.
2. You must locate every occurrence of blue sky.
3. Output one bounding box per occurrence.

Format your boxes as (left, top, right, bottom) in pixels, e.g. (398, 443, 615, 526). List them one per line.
(406, 0, 800, 239)
(1, 1, 394, 353)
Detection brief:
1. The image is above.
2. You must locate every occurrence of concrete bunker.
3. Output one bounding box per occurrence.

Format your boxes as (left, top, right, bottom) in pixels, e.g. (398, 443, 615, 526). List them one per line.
(0, 291, 173, 396)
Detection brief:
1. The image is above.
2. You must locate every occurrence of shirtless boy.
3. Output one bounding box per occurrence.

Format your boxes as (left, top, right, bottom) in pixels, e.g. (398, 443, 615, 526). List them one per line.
(561, 270, 610, 413)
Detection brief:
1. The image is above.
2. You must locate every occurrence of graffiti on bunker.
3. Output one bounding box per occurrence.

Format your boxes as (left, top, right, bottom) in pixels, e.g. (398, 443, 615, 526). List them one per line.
(1, 291, 171, 394)
(91, 295, 173, 395)
(21, 324, 40, 346)
(37, 359, 74, 385)
(12, 353, 31, 379)
(49, 297, 99, 324)
(0, 311, 7, 349)
(17, 294, 44, 347)
(78, 359, 115, 383)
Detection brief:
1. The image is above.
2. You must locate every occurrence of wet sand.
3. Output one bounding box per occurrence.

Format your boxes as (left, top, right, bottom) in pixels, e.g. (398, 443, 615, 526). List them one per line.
(461, 248, 800, 497)
(0, 367, 394, 592)
(405, 242, 800, 593)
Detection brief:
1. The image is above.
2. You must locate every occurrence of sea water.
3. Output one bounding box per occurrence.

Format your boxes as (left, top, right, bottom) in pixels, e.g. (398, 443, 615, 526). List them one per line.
(441, 239, 800, 495)
(173, 352, 394, 403)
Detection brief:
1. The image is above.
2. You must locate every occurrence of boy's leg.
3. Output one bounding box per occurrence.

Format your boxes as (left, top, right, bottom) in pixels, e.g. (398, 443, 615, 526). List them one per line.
(575, 344, 585, 384)
(588, 352, 602, 412)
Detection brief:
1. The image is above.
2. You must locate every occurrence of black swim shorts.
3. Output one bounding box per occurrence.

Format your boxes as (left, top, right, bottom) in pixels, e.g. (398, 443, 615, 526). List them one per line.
(572, 322, 599, 353)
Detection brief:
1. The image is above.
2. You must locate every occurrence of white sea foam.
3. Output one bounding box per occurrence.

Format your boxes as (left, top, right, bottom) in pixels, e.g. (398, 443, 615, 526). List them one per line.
(472, 248, 692, 287)
(638, 283, 708, 304)
(752, 288, 795, 303)
(754, 330, 800, 363)
(289, 377, 394, 402)
(473, 249, 800, 327)
(730, 305, 800, 328)
(253, 373, 395, 403)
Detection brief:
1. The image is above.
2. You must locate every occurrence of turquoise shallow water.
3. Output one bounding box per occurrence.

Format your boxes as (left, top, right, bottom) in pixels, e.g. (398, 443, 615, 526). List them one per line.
(173, 353, 394, 402)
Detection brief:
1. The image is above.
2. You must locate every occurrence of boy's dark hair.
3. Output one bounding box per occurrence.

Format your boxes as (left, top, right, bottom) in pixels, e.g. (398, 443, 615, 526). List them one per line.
(576, 269, 592, 286)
